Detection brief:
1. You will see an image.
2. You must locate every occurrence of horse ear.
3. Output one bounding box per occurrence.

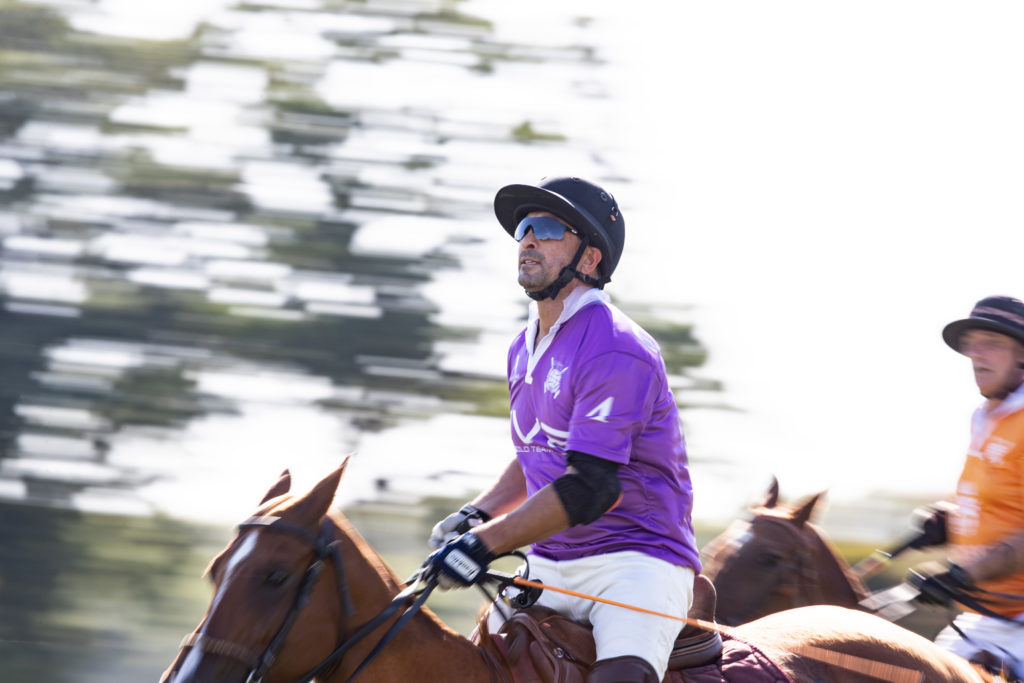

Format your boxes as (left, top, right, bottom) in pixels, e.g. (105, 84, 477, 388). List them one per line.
(791, 491, 826, 528)
(291, 456, 352, 523)
(260, 469, 292, 504)
(758, 476, 780, 509)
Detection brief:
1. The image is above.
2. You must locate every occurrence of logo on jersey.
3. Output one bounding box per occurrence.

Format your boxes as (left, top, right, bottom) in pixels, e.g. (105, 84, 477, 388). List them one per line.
(541, 422, 568, 449)
(511, 410, 567, 450)
(511, 410, 541, 443)
(983, 437, 1012, 465)
(544, 358, 568, 398)
(951, 481, 980, 537)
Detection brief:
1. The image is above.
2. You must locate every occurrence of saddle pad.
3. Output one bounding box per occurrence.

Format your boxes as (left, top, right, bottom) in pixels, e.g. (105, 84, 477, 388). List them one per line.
(670, 635, 792, 683)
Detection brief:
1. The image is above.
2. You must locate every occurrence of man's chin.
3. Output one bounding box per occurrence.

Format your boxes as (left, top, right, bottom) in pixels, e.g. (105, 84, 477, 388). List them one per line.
(518, 276, 547, 293)
(980, 384, 1012, 401)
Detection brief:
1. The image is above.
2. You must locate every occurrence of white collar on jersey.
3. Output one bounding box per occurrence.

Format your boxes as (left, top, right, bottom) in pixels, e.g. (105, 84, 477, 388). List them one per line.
(523, 287, 609, 374)
(970, 379, 1024, 446)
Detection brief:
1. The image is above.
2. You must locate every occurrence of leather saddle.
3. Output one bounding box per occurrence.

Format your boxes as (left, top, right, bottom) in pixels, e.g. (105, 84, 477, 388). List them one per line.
(668, 575, 724, 669)
(476, 575, 724, 683)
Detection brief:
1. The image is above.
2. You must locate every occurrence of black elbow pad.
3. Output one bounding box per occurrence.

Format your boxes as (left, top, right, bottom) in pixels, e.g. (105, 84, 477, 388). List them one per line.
(552, 452, 622, 525)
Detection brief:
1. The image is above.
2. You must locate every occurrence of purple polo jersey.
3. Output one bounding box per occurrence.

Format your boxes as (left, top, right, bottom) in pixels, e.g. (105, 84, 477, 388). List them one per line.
(507, 290, 700, 571)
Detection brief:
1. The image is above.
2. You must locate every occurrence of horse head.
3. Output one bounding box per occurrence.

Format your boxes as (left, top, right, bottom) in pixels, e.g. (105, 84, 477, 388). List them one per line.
(162, 457, 492, 683)
(160, 462, 349, 682)
(700, 478, 868, 625)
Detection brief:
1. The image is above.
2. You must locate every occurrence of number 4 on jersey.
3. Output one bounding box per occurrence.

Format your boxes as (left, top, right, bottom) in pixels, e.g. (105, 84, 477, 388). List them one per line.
(585, 397, 614, 423)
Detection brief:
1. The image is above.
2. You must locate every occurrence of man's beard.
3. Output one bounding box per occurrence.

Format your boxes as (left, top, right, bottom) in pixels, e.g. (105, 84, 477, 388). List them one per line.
(981, 373, 1024, 400)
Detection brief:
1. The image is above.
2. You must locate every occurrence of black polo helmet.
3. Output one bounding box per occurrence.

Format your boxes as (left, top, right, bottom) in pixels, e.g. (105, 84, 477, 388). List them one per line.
(942, 295, 1024, 353)
(494, 176, 625, 287)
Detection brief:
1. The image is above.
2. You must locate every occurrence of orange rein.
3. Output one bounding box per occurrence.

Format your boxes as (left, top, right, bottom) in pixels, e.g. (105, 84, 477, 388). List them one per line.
(505, 576, 924, 683)
(508, 576, 721, 633)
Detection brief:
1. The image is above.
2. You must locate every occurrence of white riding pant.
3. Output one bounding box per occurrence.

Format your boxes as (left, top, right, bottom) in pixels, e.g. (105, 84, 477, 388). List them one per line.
(934, 611, 1024, 678)
(488, 551, 694, 677)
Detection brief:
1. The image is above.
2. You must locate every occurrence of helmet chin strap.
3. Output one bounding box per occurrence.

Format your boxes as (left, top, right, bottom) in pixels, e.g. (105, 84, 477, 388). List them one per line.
(525, 236, 600, 301)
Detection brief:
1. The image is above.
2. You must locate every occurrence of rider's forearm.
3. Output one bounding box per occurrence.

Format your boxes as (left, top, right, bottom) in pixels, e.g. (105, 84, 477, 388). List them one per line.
(961, 529, 1024, 583)
(473, 485, 571, 557)
(469, 459, 529, 519)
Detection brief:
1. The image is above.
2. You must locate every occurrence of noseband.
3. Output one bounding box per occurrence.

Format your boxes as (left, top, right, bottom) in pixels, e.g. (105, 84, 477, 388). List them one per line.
(176, 515, 356, 683)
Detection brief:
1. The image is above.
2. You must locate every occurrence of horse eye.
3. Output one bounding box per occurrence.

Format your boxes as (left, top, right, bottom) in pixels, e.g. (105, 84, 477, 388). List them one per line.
(265, 569, 290, 586)
(758, 553, 783, 568)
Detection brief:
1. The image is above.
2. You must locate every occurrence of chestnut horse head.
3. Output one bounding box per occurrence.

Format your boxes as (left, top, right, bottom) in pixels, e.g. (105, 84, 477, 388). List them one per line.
(701, 478, 869, 625)
(160, 457, 489, 683)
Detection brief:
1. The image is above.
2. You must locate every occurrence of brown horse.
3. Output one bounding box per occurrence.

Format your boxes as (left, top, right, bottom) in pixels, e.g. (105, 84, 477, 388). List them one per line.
(700, 478, 870, 626)
(162, 461, 997, 682)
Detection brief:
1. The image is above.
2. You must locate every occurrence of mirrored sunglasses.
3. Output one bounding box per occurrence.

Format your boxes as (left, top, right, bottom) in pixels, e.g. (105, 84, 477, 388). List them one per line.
(513, 215, 580, 242)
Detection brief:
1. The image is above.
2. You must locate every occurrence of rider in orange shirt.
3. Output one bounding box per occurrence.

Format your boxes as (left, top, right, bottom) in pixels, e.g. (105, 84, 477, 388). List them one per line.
(910, 295, 1024, 679)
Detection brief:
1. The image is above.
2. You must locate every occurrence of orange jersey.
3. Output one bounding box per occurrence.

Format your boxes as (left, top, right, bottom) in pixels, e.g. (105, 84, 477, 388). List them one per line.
(948, 403, 1024, 618)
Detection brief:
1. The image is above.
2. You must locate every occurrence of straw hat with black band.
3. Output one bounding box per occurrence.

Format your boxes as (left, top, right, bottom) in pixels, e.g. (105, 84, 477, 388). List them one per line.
(943, 296, 1024, 370)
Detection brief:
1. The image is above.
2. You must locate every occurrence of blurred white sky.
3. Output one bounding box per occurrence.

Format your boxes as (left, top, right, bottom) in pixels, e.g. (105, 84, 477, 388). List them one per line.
(600, 2, 1024, 512)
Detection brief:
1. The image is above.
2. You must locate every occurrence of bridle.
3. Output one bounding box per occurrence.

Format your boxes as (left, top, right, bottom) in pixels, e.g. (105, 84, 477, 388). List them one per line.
(174, 514, 428, 683)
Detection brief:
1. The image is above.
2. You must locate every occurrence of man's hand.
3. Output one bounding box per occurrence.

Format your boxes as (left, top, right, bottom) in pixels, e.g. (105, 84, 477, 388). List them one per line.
(429, 504, 491, 549)
(906, 562, 973, 608)
(423, 532, 495, 590)
(908, 502, 954, 549)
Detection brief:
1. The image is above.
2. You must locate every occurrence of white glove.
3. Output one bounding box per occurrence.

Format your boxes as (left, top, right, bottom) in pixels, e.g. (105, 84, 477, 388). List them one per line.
(429, 504, 490, 549)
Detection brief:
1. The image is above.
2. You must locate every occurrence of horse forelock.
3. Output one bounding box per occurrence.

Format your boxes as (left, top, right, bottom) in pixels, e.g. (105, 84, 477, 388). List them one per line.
(726, 520, 754, 550)
(749, 506, 831, 549)
(255, 494, 292, 517)
(700, 519, 751, 567)
(753, 506, 797, 522)
(256, 490, 328, 532)
(747, 512, 803, 544)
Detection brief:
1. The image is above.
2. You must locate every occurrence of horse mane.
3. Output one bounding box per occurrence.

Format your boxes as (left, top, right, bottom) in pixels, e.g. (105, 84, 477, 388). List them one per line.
(325, 510, 408, 594)
(800, 517, 870, 602)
